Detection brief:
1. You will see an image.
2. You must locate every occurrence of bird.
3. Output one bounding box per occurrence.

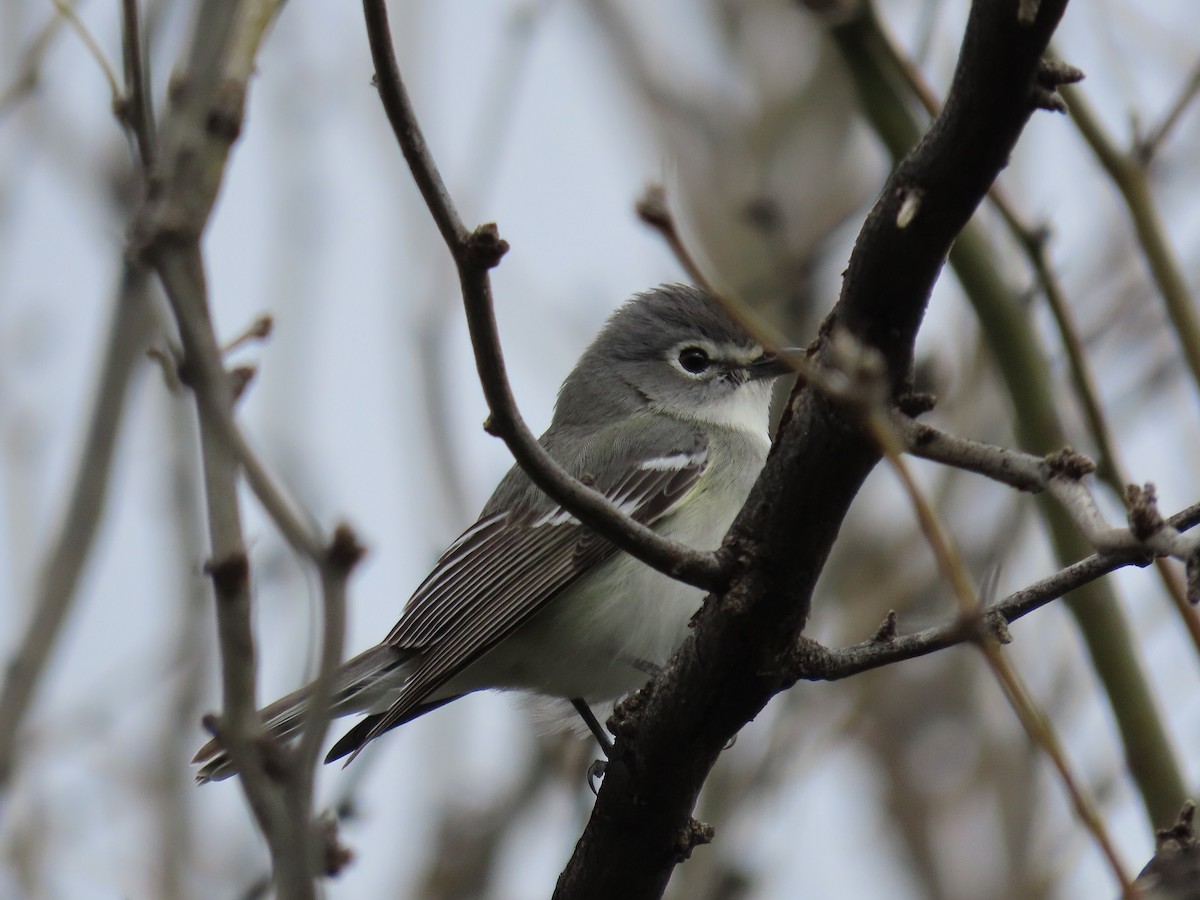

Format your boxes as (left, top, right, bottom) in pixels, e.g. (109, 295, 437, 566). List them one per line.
(194, 283, 792, 783)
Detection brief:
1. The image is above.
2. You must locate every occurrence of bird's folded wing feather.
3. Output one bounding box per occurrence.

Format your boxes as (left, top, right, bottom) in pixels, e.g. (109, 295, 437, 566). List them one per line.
(357, 428, 711, 751)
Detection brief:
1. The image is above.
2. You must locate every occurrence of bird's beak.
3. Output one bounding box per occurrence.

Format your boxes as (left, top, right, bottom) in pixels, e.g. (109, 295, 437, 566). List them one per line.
(747, 347, 803, 381)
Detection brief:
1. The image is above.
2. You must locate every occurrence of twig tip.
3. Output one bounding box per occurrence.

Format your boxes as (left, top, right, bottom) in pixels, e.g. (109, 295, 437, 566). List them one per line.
(327, 523, 367, 573)
(673, 818, 715, 862)
(872, 610, 899, 643)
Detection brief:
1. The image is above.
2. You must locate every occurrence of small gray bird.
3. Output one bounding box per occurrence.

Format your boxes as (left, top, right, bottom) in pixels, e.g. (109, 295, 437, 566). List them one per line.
(195, 284, 792, 782)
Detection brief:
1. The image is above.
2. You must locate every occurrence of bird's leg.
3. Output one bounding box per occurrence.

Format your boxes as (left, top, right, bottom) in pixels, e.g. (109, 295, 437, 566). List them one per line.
(571, 698, 613, 794)
(571, 698, 614, 756)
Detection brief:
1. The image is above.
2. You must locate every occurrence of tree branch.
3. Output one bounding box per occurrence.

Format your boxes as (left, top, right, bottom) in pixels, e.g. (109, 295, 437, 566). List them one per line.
(554, 2, 1075, 896)
(361, 0, 725, 593)
(127, 1, 359, 892)
(792, 495, 1200, 681)
(1062, 77, 1200, 403)
(0, 265, 155, 786)
(823, 0, 1188, 826)
(897, 415, 1200, 570)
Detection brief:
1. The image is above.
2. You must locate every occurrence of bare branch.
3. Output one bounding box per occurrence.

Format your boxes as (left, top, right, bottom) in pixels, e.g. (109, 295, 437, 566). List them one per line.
(119, 0, 156, 170)
(360, 0, 725, 593)
(866, 393, 1132, 891)
(126, 0, 360, 892)
(0, 265, 155, 786)
(1061, 78, 1200, 402)
(555, 2, 1078, 896)
(635, 185, 714, 294)
(821, 3, 1188, 824)
(846, 6, 1200, 654)
(1136, 59, 1200, 163)
(897, 414, 1200, 566)
(796, 496, 1200, 681)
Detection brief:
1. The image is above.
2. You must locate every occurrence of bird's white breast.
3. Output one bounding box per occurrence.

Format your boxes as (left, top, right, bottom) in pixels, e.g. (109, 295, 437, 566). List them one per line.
(456, 426, 769, 711)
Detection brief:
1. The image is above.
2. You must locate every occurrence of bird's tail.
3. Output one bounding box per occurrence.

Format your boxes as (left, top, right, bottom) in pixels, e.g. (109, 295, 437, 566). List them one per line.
(192, 644, 413, 784)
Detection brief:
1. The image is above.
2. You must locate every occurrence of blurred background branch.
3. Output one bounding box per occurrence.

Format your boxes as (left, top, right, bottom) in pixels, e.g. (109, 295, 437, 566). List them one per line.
(1, 0, 1197, 897)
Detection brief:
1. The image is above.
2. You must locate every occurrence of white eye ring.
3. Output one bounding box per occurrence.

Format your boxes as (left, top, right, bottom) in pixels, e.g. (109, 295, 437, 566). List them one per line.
(677, 346, 711, 375)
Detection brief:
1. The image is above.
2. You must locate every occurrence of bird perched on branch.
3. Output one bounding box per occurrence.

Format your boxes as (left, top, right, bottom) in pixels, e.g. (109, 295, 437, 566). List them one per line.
(194, 284, 793, 783)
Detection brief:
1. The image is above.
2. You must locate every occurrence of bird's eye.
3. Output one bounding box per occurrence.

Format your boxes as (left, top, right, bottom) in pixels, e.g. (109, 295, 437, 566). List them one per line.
(677, 347, 710, 374)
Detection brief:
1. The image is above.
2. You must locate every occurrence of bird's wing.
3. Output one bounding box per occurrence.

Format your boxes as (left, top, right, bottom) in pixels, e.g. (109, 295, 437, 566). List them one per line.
(347, 425, 710, 757)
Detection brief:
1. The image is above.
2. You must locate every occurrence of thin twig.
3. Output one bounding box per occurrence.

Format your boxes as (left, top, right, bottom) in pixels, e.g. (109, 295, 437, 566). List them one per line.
(895, 414, 1200, 564)
(635, 185, 716, 294)
(863, 400, 1133, 893)
(557, 1, 1082, 892)
(821, 1, 1188, 826)
(51, 0, 121, 107)
(155, 385, 212, 899)
(796, 497, 1200, 682)
(1061, 79, 1200, 402)
(871, 6, 1200, 655)
(291, 527, 362, 820)
(361, 0, 725, 592)
(154, 247, 293, 869)
(0, 266, 155, 786)
(1136, 59, 1200, 163)
(119, 0, 156, 170)
(128, 0, 345, 892)
(0, 11, 65, 116)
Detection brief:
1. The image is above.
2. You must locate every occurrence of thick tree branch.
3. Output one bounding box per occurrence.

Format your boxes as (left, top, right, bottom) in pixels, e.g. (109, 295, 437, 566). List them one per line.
(823, 0, 1187, 826)
(554, 2, 1075, 897)
(361, 0, 725, 592)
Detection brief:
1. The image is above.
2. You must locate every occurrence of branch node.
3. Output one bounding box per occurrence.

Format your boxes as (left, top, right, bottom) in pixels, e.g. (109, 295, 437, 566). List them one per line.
(1031, 87, 1068, 114)
(1138, 800, 1200, 893)
(1032, 58, 1084, 112)
(895, 186, 923, 229)
(1158, 800, 1197, 850)
(871, 610, 898, 643)
(673, 818, 715, 862)
(327, 523, 367, 574)
(313, 812, 355, 877)
(1126, 483, 1165, 541)
(985, 609, 1014, 645)
(781, 635, 835, 685)
(1038, 58, 1086, 88)
(1043, 446, 1095, 480)
(482, 413, 500, 437)
(1017, 0, 1041, 26)
(1187, 552, 1200, 605)
(609, 686, 648, 740)
(635, 184, 670, 231)
(203, 552, 250, 596)
(147, 346, 184, 393)
(465, 223, 510, 269)
(229, 365, 257, 402)
(205, 78, 246, 143)
(222, 313, 274, 354)
(112, 93, 131, 126)
(896, 391, 937, 417)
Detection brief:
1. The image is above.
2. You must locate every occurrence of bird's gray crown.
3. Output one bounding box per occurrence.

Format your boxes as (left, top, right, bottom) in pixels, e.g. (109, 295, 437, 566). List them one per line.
(553, 284, 770, 428)
(593, 284, 757, 364)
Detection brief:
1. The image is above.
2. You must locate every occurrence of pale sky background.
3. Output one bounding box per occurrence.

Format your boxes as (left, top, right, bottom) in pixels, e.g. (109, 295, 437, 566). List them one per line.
(1, 0, 1199, 897)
